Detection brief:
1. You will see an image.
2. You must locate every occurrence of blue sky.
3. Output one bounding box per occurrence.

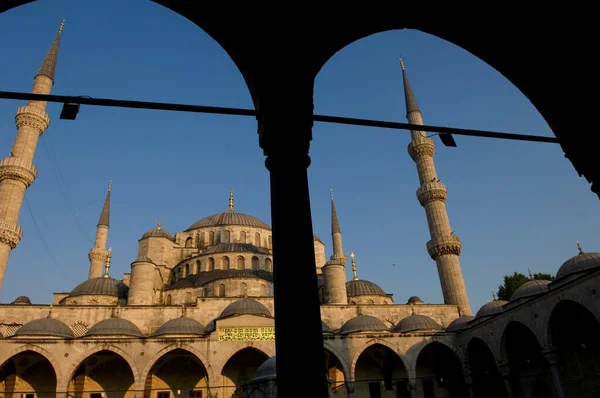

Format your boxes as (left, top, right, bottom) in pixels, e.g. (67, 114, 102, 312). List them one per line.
(0, 0, 598, 314)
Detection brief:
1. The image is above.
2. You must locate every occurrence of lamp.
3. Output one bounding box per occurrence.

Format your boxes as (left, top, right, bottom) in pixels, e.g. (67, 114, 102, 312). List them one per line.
(60, 96, 91, 120)
(439, 133, 457, 147)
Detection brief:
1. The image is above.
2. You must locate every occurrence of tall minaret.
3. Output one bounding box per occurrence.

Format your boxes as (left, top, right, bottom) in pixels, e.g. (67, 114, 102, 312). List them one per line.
(400, 59, 472, 315)
(0, 21, 65, 291)
(321, 189, 348, 304)
(88, 181, 111, 279)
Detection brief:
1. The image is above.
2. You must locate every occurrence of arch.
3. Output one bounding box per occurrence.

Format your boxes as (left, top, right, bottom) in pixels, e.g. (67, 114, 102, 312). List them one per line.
(222, 256, 230, 270)
(240, 231, 247, 243)
(351, 340, 409, 397)
(185, 237, 193, 247)
(185, 263, 190, 276)
(218, 283, 225, 297)
(0, 349, 58, 398)
(467, 338, 506, 398)
(541, 294, 600, 347)
(140, 344, 215, 391)
(208, 257, 215, 271)
(251, 256, 259, 271)
(350, 339, 408, 380)
(415, 341, 467, 398)
(322, 341, 351, 384)
(224, 230, 231, 243)
(0, 345, 63, 395)
(209, 231, 215, 246)
(254, 232, 261, 247)
(265, 258, 272, 272)
(67, 345, 142, 389)
(219, 346, 271, 397)
(237, 255, 245, 270)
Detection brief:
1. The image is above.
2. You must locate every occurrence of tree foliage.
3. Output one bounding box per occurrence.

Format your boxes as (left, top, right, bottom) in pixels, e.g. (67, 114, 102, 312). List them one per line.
(497, 272, 555, 301)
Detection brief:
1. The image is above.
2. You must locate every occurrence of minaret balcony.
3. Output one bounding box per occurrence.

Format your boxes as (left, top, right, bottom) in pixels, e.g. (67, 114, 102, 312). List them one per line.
(407, 138, 435, 161)
(88, 247, 108, 263)
(426, 234, 462, 259)
(417, 181, 447, 206)
(0, 157, 38, 187)
(0, 219, 23, 249)
(15, 105, 50, 133)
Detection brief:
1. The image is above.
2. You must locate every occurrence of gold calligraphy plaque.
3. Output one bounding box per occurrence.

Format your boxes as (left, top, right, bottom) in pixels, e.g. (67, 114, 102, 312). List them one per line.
(218, 327, 275, 341)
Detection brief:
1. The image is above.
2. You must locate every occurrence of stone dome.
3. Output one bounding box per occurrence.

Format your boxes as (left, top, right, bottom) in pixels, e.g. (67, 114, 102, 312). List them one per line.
(393, 314, 443, 333)
(407, 296, 424, 305)
(219, 297, 272, 319)
(69, 276, 128, 299)
(15, 317, 73, 338)
(187, 211, 270, 230)
(202, 243, 270, 255)
(556, 250, 600, 280)
(446, 316, 475, 332)
(11, 296, 31, 305)
(254, 356, 277, 379)
(510, 280, 551, 301)
(322, 320, 332, 333)
(339, 315, 388, 334)
(141, 221, 174, 241)
(153, 317, 205, 336)
(346, 280, 387, 296)
(475, 300, 508, 319)
(86, 318, 143, 337)
(133, 255, 154, 263)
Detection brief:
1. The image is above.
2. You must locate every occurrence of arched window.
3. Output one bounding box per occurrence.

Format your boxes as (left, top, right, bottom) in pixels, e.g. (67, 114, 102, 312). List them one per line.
(237, 256, 245, 270)
(199, 232, 205, 247)
(255, 232, 261, 247)
(218, 284, 225, 297)
(268, 235, 272, 249)
(209, 257, 215, 271)
(252, 256, 259, 271)
(261, 284, 267, 296)
(165, 295, 172, 305)
(241, 282, 248, 296)
(222, 256, 230, 270)
(367, 299, 375, 304)
(240, 231, 247, 243)
(185, 292, 193, 305)
(196, 260, 201, 273)
(185, 237, 193, 247)
(265, 258, 273, 272)
(176, 268, 181, 280)
(224, 230, 231, 243)
(185, 263, 190, 276)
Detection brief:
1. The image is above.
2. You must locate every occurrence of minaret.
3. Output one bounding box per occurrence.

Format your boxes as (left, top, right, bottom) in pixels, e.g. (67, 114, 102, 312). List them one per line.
(0, 21, 65, 291)
(400, 59, 472, 315)
(88, 180, 111, 279)
(321, 189, 348, 304)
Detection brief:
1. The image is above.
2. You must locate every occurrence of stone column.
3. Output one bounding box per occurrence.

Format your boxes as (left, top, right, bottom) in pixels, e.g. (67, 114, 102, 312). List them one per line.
(409, 381, 418, 398)
(498, 366, 515, 397)
(463, 375, 475, 398)
(545, 351, 566, 398)
(257, 75, 329, 397)
(345, 381, 355, 398)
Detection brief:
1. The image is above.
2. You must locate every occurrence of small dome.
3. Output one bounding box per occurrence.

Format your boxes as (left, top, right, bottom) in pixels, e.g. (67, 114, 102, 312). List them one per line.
(322, 320, 332, 333)
(11, 296, 32, 305)
(346, 280, 387, 297)
(556, 250, 600, 280)
(339, 315, 388, 334)
(219, 298, 271, 319)
(141, 221, 174, 241)
(132, 255, 154, 264)
(15, 318, 73, 338)
(254, 356, 277, 379)
(69, 277, 128, 299)
(393, 314, 443, 333)
(187, 211, 270, 230)
(153, 317, 205, 336)
(446, 315, 475, 332)
(510, 280, 551, 301)
(475, 300, 508, 318)
(407, 296, 424, 305)
(86, 318, 143, 337)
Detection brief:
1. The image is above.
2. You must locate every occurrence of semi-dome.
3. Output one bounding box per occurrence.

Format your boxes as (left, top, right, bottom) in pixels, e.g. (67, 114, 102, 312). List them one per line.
(346, 280, 387, 296)
(85, 318, 143, 337)
(446, 315, 475, 332)
(556, 248, 600, 280)
(141, 220, 174, 241)
(475, 300, 508, 318)
(510, 280, 551, 301)
(187, 211, 270, 231)
(153, 317, 205, 336)
(339, 315, 388, 334)
(322, 320, 332, 333)
(14, 317, 73, 338)
(69, 276, 128, 299)
(393, 314, 443, 333)
(11, 296, 31, 305)
(254, 356, 277, 379)
(407, 296, 424, 305)
(219, 297, 272, 319)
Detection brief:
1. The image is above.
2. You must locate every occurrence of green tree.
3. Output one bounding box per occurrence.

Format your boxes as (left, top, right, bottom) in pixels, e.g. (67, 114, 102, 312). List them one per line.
(497, 272, 555, 301)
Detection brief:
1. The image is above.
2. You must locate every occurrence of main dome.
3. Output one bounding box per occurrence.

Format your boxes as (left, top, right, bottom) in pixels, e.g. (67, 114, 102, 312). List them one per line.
(186, 211, 270, 231)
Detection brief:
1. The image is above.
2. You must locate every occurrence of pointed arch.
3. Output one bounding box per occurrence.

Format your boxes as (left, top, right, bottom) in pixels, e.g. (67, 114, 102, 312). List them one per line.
(322, 341, 351, 382)
(350, 338, 408, 380)
(0, 345, 63, 392)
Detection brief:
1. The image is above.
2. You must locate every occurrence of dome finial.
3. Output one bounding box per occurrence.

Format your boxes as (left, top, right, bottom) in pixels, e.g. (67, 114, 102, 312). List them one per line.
(491, 288, 497, 301)
(103, 247, 112, 278)
(411, 305, 415, 315)
(229, 188, 234, 212)
(528, 268, 533, 279)
(47, 304, 53, 318)
(351, 252, 358, 280)
(181, 303, 185, 318)
(157, 219, 162, 230)
(577, 241, 584, 254)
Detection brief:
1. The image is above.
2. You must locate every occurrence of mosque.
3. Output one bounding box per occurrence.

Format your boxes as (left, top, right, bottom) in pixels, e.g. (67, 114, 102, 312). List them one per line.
(1, 22, 599, 398)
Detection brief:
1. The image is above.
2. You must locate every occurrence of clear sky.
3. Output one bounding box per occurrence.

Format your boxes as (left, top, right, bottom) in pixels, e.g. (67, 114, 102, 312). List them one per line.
(0, 0, 598, 314)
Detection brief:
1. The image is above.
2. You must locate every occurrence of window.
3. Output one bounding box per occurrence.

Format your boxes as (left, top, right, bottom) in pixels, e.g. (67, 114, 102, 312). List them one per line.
(24, 394, 35, 398)
(185, 237, 193, 247)
(224, 230, 231, 243)
(252, 256, 259, 270)
(157, 392, 170, 398)
(209, 258, 215, 271)
(237, 256, 245, 270)
(368, 382, 381, 398)
(189, 391, 202, 398)
(165, 295, 172, 305)
(222, 256, 230, 270)
(209, 231, 215, 246)
(240, 231, 246, 243)
(218, 284, 225, 297)
(185, 263, 189, 276)
(265, 258, 272, 272)
(255, 232, 261, 246)
(268, 235, 272, 249)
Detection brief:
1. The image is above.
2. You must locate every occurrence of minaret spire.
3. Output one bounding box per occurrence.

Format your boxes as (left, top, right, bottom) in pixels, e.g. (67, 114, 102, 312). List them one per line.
(228, 188, 234, 212)
(330, 189, 341, 234)
(351, 252, 358, 280)
(400, 60, 472, 315)
(321, 190, 348, 304)
(88, 181, 111, 279)
(0, 21, 66, 290)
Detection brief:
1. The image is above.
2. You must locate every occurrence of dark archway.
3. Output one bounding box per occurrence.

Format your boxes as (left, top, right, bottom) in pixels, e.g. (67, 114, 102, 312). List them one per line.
(221, 347, 269, 398)
(549, 300, 600, 398)
(144, 349, 209, 398)
(0, 351, 57, 398)
(355, 343, 409, 398)
(416, 342, 466, 398)
(324, 348, 347, 395)
(501, 321, 555, 398)
(467, 338, 506, 398)
(68, 350, 135, 398)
